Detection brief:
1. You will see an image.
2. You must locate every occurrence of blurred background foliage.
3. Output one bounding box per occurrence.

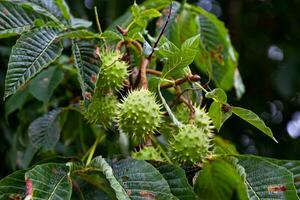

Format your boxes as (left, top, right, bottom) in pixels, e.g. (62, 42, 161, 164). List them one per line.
(0, 0, 300, 178)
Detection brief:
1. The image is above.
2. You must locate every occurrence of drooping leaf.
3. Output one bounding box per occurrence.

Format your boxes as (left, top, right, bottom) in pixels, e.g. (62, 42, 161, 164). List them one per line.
(0, 1, 47, 38)
(208, 101, 232, 131)
(25, 163, 72, 199)
(4, 26, 63, 99)
(156, 164, 198, 200)
(190, 5, 245, 97)
(194, 159, 249, 200)
(205, 88, 227, 103)
(28, 66, 64, 102)
(28, 108, 63, 150)
(111, 159, 175, 199)
(0, 170, 26, 199)
(237, 155, 299, 199)
(232, 106, 277, 142)
(72, 39, 100, 106)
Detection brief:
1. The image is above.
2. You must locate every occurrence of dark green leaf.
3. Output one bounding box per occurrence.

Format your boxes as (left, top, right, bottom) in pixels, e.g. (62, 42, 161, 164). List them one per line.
(112, 159, 175, 199)
(205, 88, 227, 103)
(0, 1, 47, 38)
(265, 158, 300, 196)
(72, 39, 100, 106)
(194, 159, 249, 200)
(28, 109, 63, 150)
(232, 106, 277, 142)
(25, 163, 72, 199)
(208, 101, 232, 131)
(157, 164, 198, 200)
(88, 156, 130, 200)
(190, 5, 245, 97)
(24, 0, 69, 24)
(237, 155, 299, 199)
(4, 88, 29, 117)
(0, 170, 26, 199)
(28, 66, 64, 102)
(4, 26, 63, 99)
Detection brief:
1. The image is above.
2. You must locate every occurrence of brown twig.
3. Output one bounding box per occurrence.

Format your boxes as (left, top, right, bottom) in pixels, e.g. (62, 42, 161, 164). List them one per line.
(146, 69, 162, 76)
(137, 2, 173, 89)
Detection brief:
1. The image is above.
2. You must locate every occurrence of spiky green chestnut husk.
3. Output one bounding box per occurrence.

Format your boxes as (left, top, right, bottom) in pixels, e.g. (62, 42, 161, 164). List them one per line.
(85, 95, 118, 129)
(175, 104, 214, 136)
(97, 51, 129, 91)
(169, 124, 212, 164)
(117, 89, 162, 140)
(132, 146, 164, 162)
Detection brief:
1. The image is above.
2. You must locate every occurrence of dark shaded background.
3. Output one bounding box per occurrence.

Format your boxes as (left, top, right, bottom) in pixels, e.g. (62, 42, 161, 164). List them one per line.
(1, 0, 300, 177)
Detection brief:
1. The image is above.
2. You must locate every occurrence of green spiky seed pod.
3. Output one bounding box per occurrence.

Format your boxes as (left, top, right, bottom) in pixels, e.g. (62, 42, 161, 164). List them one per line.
(175, 104, 214, 136)
(169, 124, 211, 164)
(132, 146, 164, 162)
(97, 51, 129, 91)
(85, 95, 118, 129)
(117, 89, 162, 140)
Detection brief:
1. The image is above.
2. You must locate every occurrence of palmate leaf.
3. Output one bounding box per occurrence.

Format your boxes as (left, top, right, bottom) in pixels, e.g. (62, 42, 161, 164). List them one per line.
(0, 170, 26, 199)
(72, 39, 100, 106)
(4, 26, 63, 99)
(0, 1, 47, 38)
(28, 108, 63, 150)
(25, 163, 72, 200)
(237, 155, 299, 200)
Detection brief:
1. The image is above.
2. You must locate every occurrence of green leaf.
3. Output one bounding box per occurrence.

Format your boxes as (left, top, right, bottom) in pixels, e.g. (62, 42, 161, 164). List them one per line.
(181, 34, 200, 50)
(88, 156, 130, 200)
(194, 159, 249, 200)
(156, 164, 198, 200)
(0, 170, 26, 199)
(232, 106, 277, 142)
(213, 136, 238, 155)
(265, 159, 300, 196)
(28, 66, 64, 102)
(24, 0, 70, 24)
(208, 101, 232, 131)
(4, 26, 63, 99)
(205, 88, 227, 103)
(25, 163, 72, 199)
(160, 35, 201, 77)
(72, 39, 100, 106)
(28, 109, 63, 150)
(55, 0, 72, 21)
(70, 18, 93, 29)
(5, 88, 29, 117)
(0, 1, 46, 38)
(112, 159, 175, 199)
(237, 155, 299, 199)
(190, 5, 245, 97)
